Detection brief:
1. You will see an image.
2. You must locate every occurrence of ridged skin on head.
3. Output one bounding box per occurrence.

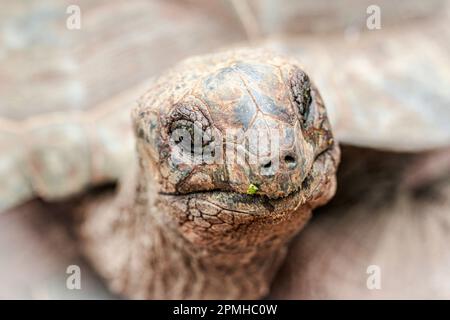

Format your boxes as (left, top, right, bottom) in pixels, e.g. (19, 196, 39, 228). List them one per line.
(79, 48, 340, 299)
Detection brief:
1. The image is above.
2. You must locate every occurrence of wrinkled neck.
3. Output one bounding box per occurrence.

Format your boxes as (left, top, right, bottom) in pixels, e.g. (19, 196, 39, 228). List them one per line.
(121, 168, 290, 299)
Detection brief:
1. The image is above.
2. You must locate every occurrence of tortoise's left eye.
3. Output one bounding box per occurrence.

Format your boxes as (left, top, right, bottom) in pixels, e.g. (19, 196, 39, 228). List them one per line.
(290, 68, 312, 122)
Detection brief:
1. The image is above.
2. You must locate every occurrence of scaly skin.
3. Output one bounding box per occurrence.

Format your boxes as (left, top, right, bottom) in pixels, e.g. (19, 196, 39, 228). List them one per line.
(78, 48, 340, 299)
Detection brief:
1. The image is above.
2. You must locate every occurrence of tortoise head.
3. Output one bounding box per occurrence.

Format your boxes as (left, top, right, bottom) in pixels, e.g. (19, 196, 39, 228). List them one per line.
(133, 49, 339, 256)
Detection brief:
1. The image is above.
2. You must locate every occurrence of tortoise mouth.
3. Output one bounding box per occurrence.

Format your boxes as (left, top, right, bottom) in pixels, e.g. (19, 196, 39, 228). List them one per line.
(161, 191, 301, 216)
(159, 178, 305, 215)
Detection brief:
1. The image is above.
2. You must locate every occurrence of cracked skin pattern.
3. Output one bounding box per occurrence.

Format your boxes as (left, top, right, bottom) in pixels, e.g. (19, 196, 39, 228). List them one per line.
(78, 48, 340, 299)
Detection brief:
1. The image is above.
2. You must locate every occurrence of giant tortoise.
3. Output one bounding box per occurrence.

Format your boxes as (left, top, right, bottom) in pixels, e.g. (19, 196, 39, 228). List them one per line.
(1, 0, 449, 299)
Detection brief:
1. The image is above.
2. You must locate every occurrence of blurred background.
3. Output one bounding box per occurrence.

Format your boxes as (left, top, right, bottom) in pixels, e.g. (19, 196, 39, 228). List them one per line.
(0, 0, 449, 299)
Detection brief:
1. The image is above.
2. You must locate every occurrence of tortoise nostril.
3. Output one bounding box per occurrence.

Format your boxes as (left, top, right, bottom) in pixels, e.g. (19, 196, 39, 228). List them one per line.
(284, 155, 297, 168)
(260, 155, 297, 172)
(262, 160, 272, 169)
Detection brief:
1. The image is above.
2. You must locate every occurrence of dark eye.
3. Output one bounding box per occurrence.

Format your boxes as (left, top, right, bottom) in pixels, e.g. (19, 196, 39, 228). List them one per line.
(168, 103, 214, 160)
(170, 120, 193, 145)
(170, 119, 202, 155)
(290, 68, 312, 121)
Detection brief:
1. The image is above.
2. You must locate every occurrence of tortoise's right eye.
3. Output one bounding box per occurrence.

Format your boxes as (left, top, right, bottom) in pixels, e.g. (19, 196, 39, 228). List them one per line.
(169, 119, 199, 155)
(168, 103, 214, 162)
(290, 68, 312, 122)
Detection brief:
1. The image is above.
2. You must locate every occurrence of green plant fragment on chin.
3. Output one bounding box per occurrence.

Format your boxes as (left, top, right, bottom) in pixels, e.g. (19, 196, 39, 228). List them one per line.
(247, 184, 259, 195)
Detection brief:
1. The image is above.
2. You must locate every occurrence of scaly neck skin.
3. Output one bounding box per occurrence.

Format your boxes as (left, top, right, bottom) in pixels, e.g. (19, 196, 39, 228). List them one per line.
(117, 166, 305, 299)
